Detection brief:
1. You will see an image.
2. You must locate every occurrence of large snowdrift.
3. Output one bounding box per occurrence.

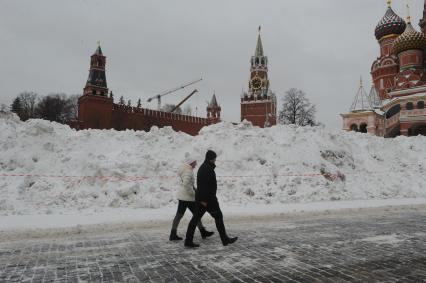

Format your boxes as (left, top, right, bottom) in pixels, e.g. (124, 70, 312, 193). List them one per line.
(1, 112, 425, 216)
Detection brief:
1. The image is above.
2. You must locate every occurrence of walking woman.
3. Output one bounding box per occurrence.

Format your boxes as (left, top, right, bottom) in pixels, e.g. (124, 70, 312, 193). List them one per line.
(170, 156, 214, 241)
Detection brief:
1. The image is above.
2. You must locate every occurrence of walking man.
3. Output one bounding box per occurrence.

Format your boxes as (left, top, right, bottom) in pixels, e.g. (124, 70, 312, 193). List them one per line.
(185, 150, 238, 248)
(170, 156, 214, 241)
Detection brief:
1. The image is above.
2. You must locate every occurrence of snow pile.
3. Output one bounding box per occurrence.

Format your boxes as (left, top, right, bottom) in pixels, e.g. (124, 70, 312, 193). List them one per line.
(1, 113, 425, 216)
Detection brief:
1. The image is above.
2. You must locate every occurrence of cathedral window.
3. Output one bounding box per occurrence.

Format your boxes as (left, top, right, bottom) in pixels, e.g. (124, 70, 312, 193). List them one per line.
(406, 102, 414, 110)
(350, 124, 359, 132)
(359, 123, 368, 133)
(417, 101, 425, 109)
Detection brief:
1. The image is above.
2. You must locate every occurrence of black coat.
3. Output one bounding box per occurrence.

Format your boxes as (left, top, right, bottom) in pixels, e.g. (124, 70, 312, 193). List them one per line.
(196, 160, 217, 203)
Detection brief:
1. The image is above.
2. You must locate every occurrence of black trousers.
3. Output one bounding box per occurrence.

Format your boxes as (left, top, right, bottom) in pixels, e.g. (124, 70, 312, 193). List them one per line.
(185, 199, 227, 243)
(171, 200, 204, 231)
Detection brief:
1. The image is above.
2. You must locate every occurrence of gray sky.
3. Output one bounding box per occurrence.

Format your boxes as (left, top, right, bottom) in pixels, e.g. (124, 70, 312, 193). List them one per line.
(1, 0, 424, 128)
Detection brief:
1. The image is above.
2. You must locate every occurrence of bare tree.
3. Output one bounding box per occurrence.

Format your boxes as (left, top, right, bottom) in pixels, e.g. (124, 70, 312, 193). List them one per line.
(35, 93, 75, 124)
(279, 88, 317, 126)
(17, 91, 38, 120)
(67, 94, 80, 121)
(10, 97, 23, 118)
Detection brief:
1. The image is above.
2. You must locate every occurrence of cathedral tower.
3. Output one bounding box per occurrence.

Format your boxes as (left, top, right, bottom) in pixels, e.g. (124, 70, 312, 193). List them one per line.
(371, 0, 406, 99)
(393, 5, 426, 90)
(241, 27, 277, 127)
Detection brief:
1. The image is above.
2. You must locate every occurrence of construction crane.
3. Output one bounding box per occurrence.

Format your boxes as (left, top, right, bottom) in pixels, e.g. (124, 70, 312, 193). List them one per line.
(171, 89, 198, 113)
(147, 78, 202, 110)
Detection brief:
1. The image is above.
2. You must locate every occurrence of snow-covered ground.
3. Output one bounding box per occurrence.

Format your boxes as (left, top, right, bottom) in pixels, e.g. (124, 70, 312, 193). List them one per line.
(2, 198, 426, 232)
(1, 111, 426, 230)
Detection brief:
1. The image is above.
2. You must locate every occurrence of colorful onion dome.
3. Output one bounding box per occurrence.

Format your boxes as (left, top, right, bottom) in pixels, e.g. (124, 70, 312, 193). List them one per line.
(375, 3, 406, 41)
(393, 21, 426, 54)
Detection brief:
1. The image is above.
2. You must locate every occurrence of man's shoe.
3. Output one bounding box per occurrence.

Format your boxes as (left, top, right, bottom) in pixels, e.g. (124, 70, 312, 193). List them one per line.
(184, 241, 200, 248)
(200, 228, 214, 239)
(169, 230, 183, 241)
(223, 237, 238, 246)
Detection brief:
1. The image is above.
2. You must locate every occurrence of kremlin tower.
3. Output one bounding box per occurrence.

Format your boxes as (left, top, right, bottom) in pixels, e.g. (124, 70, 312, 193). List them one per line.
(241, 27, 277, 128)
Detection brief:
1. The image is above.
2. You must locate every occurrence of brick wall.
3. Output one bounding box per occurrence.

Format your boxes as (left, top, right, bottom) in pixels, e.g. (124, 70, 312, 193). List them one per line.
(76, 95, 215, 136)
(241, 100, 277, 127)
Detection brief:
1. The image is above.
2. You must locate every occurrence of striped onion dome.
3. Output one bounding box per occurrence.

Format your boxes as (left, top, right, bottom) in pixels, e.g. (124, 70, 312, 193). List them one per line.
(393, 21, 426, 54)
(375, 5, 406, 40)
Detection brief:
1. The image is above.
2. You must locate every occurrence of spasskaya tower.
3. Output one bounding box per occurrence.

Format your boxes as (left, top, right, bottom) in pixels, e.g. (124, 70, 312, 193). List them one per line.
(241, 27, 277, 127)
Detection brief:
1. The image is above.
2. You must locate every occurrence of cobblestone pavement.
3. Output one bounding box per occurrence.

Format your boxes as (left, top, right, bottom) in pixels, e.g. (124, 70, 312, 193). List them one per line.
(0, 206, 426, 282)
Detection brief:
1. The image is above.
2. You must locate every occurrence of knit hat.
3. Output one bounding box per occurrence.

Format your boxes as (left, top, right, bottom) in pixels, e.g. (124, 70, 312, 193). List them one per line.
(184, 156, 197, 165)
(205, 150, 217, 161)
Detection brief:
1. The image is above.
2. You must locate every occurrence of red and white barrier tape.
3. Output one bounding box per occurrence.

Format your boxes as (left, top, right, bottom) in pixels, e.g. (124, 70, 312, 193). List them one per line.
(0, 172, 338, 181)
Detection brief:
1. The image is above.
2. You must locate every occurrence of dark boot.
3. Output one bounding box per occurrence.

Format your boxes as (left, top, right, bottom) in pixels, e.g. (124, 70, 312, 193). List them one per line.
(200, 228, 214, 239)
(223, 237, 238, 246)
(169, 230, 182, 241)
(184, 240, 200, 248)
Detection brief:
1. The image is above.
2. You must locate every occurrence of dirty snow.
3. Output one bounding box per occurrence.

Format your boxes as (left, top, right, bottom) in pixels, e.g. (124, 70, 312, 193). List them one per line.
(358, 234, 407, 245)
(0, 112, 426, 220)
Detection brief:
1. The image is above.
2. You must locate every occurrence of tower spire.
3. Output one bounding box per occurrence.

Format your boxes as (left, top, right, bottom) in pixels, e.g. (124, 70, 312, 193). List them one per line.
(406, 4, 411, 24)
(255, 26, 264, 57)
(350, 77, 373, 112)
(94, 41, 103, 55)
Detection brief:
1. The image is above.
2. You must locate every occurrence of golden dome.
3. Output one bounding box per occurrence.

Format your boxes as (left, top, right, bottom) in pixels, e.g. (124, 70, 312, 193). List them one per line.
(393, 22, 426, 54)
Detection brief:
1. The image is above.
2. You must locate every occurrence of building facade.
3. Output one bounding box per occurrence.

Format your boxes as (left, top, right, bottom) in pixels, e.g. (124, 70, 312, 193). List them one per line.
(76, 44, 221, 136)
(341, 0, 426, 137)
(241, 27, 277, 128)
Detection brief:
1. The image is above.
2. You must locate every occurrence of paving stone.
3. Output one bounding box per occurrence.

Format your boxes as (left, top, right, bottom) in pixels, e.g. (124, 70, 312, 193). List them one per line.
(1, 208, 426, 282)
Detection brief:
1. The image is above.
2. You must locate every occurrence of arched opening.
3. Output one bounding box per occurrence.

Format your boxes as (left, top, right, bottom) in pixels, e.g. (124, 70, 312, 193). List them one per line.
(92, 90, 96, 95)
(417, 101, 425, 109)
(261, 58, 265, 65)
(255, 58, 259, 65)
(406, 102, 414, 110)
(350, 124, 359, 132)
(411, 124, 426, 136)
(359, 123, 368, 133)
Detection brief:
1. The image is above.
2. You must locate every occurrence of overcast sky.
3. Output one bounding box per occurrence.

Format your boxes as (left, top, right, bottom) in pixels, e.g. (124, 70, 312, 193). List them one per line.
(1, 0, 424, 128)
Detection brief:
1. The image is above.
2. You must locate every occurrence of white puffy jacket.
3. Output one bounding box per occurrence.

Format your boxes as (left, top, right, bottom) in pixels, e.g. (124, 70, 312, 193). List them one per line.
(176, 163, 196, 201)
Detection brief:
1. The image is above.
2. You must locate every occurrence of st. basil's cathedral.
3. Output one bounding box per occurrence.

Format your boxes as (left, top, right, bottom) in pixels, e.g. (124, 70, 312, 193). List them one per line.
(341, 0, 426, 137)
